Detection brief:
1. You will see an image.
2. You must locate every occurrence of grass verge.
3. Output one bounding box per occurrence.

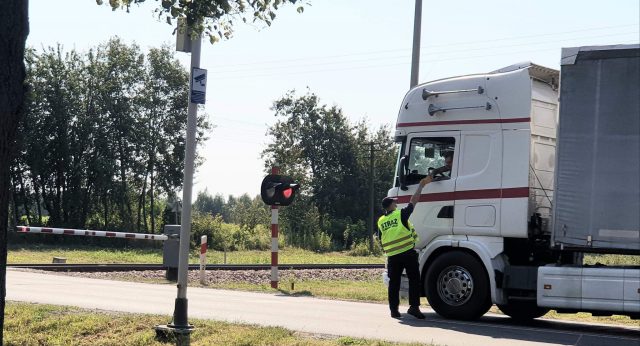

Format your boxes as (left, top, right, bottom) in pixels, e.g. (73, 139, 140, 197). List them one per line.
(3, 302, 424, 346)
(7, 244, 384, 265)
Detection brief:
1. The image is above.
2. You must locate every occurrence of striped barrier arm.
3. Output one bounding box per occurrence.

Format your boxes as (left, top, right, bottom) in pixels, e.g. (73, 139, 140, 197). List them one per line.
(16, 226, 169, 241)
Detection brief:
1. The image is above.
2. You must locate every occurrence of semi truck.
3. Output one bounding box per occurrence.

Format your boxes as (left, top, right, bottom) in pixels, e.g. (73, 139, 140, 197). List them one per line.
(385, 44, 640, 321)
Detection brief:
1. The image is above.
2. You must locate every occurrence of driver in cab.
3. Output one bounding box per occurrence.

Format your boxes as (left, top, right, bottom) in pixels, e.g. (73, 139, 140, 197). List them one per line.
(429, 151, 453, 178)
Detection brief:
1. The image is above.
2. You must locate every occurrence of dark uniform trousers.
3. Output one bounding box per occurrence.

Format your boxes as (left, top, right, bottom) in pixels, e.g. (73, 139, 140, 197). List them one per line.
(387, 248, 421, 311)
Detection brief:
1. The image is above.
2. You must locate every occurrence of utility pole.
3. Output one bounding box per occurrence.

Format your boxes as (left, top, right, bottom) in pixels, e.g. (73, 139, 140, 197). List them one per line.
(368, 142, 375, 252)
(410, 0, 423, 88)
(156, 20, 204, 345)
(173, 29, 201, 334)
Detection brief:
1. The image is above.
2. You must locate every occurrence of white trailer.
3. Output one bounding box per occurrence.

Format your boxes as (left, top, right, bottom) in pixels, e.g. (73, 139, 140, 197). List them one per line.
(385, 44, 640, 321)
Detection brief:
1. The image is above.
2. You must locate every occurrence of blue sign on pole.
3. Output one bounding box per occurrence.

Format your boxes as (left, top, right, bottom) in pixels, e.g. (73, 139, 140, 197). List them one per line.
(190, 68, 207, 104)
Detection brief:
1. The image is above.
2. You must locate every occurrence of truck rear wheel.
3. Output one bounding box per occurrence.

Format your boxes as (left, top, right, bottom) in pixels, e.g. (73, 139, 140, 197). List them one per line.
(425, 251, 491, 320)
(497, 301, 549, 321)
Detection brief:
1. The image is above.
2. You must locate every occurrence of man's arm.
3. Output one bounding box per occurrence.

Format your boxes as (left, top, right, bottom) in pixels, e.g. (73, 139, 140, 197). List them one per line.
(409, 176, 433, 206)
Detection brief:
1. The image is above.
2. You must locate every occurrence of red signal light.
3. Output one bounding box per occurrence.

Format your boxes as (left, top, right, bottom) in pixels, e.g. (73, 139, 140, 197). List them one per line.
(282, 188, 293, 199)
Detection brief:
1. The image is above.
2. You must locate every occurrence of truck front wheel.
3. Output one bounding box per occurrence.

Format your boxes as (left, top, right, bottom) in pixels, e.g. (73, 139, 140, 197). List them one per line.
(425, 251, 491, 320)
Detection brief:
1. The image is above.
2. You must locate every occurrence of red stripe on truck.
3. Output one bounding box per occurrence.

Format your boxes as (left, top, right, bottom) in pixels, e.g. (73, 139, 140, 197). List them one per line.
(395, 187, 529, 203)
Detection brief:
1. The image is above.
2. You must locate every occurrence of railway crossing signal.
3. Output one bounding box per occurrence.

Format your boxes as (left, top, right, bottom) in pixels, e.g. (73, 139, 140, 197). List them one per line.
(260, 174, 300, 206)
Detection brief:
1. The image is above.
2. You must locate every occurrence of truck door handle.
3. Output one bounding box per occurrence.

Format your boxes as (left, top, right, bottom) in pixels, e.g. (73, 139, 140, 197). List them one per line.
(437, 206, 454, 219)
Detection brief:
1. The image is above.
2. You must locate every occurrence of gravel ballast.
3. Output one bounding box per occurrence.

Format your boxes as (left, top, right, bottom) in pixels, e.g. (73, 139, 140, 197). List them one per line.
(26, 268, 385, 286)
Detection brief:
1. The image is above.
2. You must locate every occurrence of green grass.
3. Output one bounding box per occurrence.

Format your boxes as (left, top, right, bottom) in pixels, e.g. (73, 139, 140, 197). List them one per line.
(3, 302, 424, 346)
(210, 280, 390, 303)
(7, 244, 384, 264)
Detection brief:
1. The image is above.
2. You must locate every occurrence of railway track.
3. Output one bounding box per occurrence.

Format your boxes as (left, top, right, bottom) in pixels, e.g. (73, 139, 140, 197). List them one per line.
(7, 263, 385, 272)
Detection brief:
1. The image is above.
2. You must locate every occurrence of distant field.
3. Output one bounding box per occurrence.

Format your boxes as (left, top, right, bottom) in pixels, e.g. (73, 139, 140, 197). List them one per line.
(7, 244, 385, 264)
(4, 302, 420, 346)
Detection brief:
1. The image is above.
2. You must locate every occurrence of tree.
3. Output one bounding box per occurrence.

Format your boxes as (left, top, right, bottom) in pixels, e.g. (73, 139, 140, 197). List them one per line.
(194, 189, 216, 215)
(0, 0, 305, 340)
(0, 1, 29, 341)
(262, 90, 398, 250)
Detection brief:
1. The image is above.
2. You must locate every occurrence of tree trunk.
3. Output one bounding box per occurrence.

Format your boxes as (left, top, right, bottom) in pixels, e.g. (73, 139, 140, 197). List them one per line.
(33, 175, 43, 225)
(0, 0, 29, 342)
(150, 167, 155, 233)
(137, 172, 147, 232)
(18, 172, 32, 224)
(10, 183, 19, 226)
(103, 192, 109, 228)
(142, 174, 148, 232)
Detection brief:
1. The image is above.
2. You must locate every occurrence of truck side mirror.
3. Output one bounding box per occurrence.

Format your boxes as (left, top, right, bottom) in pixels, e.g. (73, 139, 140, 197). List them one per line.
(399, 155, 409, 191)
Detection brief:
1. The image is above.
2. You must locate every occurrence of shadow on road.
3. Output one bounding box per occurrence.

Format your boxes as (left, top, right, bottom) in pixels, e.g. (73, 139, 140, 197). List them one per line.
(398, 312, 640, 346)
(275, 289, 314, 297)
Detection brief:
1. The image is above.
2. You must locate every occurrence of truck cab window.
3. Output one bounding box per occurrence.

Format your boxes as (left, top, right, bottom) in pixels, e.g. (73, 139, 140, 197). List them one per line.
(407, 137, 455, 185)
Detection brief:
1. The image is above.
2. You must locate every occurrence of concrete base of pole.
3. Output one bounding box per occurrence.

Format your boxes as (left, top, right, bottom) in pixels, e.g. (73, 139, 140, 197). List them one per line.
(154, 298, 193, 345)
(154, 324, 193, 346)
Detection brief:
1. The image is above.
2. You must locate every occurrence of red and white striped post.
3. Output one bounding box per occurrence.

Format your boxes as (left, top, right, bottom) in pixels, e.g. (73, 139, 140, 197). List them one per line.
(270, 166, 280, 289)
(199, 235, 207, 285)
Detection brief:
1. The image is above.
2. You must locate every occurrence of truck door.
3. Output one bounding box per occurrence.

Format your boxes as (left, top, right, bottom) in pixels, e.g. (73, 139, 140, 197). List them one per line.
(396, 131, 460, 248)
(453, 131, 503, 236)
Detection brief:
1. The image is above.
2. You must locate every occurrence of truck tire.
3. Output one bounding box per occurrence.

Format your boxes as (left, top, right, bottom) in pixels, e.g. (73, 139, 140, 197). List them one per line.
(497, 301, 549, 321)
(425, 251, 491, 320)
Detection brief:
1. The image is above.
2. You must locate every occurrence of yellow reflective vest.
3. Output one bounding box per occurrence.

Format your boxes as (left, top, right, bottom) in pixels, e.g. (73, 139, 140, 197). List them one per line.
(377, 210, 418, 256)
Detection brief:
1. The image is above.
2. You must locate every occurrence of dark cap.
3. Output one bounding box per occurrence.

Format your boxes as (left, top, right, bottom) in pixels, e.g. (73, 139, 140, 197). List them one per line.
(381, 197, 397, 209)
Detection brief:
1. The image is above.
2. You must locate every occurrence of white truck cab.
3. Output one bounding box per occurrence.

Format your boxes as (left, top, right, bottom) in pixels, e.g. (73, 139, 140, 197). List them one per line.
(386, 45, 640, 321)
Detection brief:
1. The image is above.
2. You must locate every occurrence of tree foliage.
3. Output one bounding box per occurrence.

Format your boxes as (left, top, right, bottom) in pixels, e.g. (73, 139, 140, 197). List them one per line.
(100, 0, 306, 44)
(10, 39, 210, 233)
(262, 90, 398, 251)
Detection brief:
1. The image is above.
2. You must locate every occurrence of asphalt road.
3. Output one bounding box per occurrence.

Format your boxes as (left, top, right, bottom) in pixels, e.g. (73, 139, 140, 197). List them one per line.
(6, 269, 639, 346)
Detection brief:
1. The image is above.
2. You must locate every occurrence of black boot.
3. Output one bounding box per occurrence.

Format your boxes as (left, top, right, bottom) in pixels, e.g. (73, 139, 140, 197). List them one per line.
(390, 310, 402, 319)
(407, 306, 425, 319)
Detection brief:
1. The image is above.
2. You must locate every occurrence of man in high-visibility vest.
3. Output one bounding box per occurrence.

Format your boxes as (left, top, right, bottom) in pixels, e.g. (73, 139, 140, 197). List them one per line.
(379, 176, 432, 319)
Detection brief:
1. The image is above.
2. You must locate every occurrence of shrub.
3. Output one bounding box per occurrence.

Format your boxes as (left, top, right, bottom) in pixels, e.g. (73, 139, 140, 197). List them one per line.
(348, 238, 383, 257)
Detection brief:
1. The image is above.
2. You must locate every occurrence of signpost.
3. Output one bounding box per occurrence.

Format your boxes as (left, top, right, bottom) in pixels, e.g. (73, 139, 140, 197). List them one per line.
(190, 68, 207, 105)
(155, 21, 204, 346)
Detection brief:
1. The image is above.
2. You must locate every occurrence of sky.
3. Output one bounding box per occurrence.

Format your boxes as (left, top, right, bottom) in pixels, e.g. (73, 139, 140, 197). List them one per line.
(28, 0, 639, 200)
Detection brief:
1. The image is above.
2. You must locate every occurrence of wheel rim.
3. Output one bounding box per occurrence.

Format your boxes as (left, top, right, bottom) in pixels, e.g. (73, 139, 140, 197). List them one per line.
(436, 265, 474, 306)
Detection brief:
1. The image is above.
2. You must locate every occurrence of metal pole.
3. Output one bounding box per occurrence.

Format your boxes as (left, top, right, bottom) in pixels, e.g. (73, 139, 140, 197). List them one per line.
(270, 166, 280, 289)
(172, 32, 201, 330)
(410, 0, 423, 88)
(368, 142, 375, 252)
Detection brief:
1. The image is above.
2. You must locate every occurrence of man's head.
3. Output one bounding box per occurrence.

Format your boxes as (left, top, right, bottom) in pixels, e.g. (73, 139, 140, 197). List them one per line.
(381, 197, 397, 212)
(443, 151, 454, 169)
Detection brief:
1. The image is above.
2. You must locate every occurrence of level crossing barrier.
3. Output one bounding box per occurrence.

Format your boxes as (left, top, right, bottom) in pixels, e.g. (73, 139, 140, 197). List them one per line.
(15, 224, 181, 280)
(16, 226, 169, 241)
